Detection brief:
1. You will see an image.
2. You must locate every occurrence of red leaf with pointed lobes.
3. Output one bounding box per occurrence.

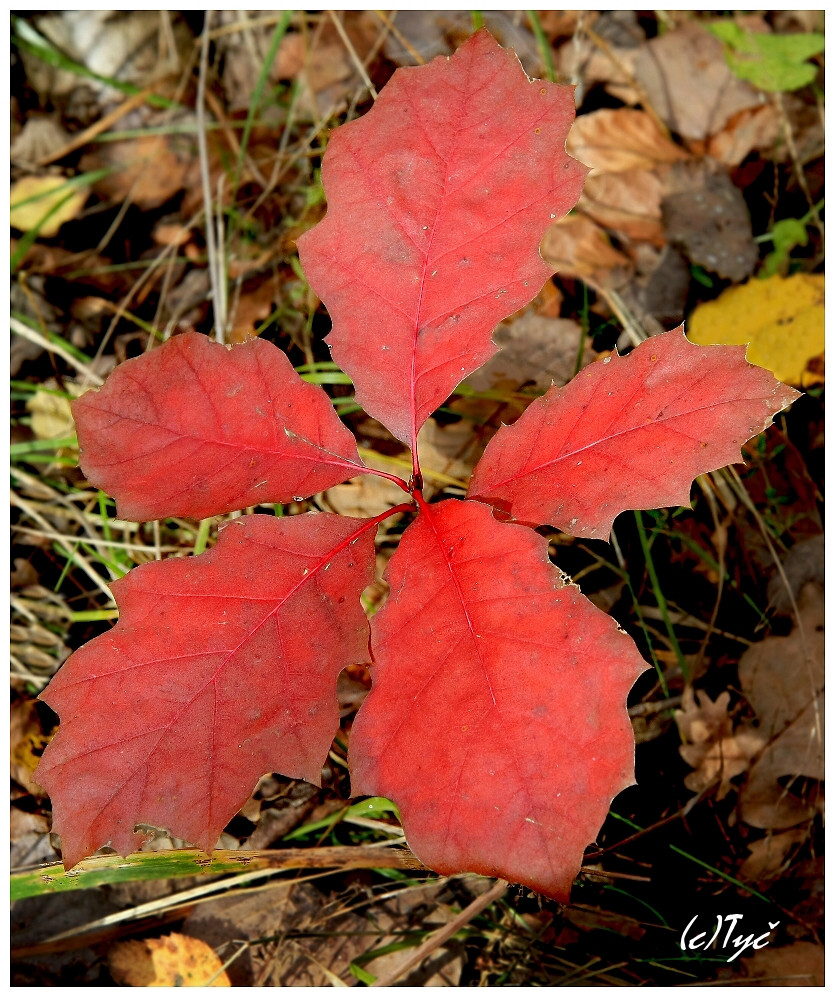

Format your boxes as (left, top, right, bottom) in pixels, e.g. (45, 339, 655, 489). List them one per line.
(297, 29, 586, 449)
(73, 332, 369, 522)
(37, 512, 381, 869)
(468, 329, 801, 540)
(349, 498, 647, 901)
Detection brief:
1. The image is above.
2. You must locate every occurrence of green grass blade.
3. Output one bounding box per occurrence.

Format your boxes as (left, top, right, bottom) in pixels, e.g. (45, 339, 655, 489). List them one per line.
(11, 845, 423, 900)
(193, 519, 212, 556)
(10, 167, 118, 213)
(12, 18, 178, 109)
(70, 609, 120, 623)
(634, 511, 689, 681)
(11, 191, 77, 273)
(232, 10, 294, 196)
(527, 11, 556, 82)
(10, 436, 78, 455)
(669, 845, 772, 903)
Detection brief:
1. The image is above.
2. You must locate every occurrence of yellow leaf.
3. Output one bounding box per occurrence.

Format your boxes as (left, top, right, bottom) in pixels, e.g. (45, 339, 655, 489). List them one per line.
(25, 379, 89, 441)
(108, 933, 231, 987)
(10, 175, 88, 237)
(687, 273, 824, 385)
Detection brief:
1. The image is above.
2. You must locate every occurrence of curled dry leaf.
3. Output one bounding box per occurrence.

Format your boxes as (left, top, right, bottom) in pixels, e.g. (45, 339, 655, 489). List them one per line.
(566, 108, 689, 175)
(633, 21, 767, 142)
(350, 498, 647, 901)
(37, 513, 379, 867)
(227, 275, 280, 344)
(468, 329, 800, 539)
(73, 332, 369, 521)
(707, 103, 781, 167)
(556, 37, 639, 105)
(738, 582, 824, 830)
(108, 932, 231, 987)
(688, 273, 825, 386)
(540, 215, 631, 285)
(580, 169, 666, 246)
(325, 469, 407, 519)
(676, 687, 763, 800)
(298, 29, 586, 448)
(738, 827, 808, 883)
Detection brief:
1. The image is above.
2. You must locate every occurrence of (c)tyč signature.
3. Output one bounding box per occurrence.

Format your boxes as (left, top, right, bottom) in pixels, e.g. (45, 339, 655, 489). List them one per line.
(680, 914, 780, 962)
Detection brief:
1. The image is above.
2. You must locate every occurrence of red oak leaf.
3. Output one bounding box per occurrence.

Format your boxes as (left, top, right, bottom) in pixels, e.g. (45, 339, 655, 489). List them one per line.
(349, 498, 646, 900)
(73, 332, 369, 522)
(468, 329, 800, 539)
(297, 29, 585, 450)
(37, 512, 382, 868)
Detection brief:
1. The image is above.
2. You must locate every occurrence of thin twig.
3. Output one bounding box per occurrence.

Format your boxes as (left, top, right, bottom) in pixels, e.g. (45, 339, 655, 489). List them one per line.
(87, 207, 205, 376)
(215, 173, 228, 338)
(11, 490, 114, 602)
(774, 92, 825, 244)
(328, 10, 378, 100)
(722, 466, 822, 761)
(12, 525, 179, 553)
(370, 879, 508, 986)
(371, 10, 425, 65)
(37, 84, 162, 166)
(204, 88, 268, 187)
(10, 317, 103, 385)
(693, 475, 726, 675)
(197, 10, 222, 342)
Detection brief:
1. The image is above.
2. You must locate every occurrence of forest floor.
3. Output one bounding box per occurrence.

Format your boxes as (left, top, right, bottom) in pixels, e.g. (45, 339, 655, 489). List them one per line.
(11, 10, 824, 986)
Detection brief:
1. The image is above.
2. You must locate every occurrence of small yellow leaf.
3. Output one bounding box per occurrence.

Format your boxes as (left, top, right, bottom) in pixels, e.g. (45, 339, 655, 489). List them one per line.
(10, 175, 88, 237)
(108, 933, 231, 987)
(26, 380, 89, 441)
(687, 273, 824, 385)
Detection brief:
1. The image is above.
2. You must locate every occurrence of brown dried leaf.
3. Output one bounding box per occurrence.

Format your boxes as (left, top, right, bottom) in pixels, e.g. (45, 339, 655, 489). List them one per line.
(662, 160, 758, 282)
(676, 688, 763, 800)
(10, 807, 50, 843)
(738, 828, 808, 883)
(228, 276, 279, 344)
(580, 169, 666, 246)
(738, 583, 824, 830)
(80, 135, 193, 211)
(540, 216, 631, 284)
(566, 109, 688, 175)
(556, 38, 638, 102)
(467, 312, 594, 394)
(325, 470, 406, 519)
(563, 905, 646, 940)
(767, 535, 824, 615)
(726, 941, 825, 986)
(10, 114, 71, 164)
(634, 21, 767, 141)
(707, 104, 781, 167)
(10, 699, 50, 797)
(417, 416, 483, 483)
